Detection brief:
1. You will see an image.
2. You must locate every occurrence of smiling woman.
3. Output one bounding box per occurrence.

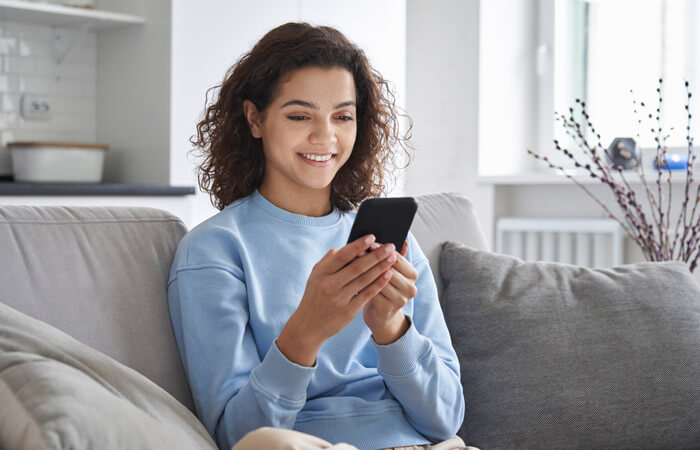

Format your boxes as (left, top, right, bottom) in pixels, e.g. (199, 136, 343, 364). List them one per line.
(192, 22, 410, 213)
(169, 21, 469, 450)
(242, 67, 358, 216)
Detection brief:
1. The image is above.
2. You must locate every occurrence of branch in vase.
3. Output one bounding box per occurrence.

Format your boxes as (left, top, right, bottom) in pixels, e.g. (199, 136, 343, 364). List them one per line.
(528, 79, 699, 271)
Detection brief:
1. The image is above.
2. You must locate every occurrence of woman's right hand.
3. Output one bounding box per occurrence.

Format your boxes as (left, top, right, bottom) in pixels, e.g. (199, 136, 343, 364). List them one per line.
(276, 234, 396, 366)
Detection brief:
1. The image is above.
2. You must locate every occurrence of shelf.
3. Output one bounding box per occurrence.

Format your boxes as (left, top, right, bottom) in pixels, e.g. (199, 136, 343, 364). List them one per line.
(0, 182, 195, 196)
(0, 0, 145, 30)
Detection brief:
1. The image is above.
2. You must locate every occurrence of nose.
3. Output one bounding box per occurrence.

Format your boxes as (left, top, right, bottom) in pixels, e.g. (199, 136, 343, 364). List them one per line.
(309, 118, 337, 146)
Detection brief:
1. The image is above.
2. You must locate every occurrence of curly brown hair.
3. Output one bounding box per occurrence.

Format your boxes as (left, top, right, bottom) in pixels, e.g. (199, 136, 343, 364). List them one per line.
(191, 22, 412, 211)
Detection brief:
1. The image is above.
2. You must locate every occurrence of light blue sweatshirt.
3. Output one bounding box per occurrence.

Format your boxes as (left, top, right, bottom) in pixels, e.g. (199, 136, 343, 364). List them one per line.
(167, 191, 464, 450)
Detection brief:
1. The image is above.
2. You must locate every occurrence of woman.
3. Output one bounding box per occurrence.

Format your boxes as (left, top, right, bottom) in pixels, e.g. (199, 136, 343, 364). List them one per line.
(167, 22, 467, 450)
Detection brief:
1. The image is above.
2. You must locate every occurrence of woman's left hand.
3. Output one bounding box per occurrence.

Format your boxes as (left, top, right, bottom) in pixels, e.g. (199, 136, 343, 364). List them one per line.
(363, 242, 418, 344)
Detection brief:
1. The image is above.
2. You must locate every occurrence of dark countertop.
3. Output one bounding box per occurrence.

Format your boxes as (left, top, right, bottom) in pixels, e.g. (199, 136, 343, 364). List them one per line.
(0, 181, 196, 196)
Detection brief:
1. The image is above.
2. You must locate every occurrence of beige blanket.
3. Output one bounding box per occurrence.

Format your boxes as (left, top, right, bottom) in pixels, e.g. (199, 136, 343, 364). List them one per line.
(0, 302, 216, 450)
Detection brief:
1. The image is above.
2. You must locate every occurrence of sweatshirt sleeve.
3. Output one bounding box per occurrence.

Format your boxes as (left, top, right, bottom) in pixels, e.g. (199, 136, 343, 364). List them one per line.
(167, 265, 315, 450)
(373, 234, 465, 442)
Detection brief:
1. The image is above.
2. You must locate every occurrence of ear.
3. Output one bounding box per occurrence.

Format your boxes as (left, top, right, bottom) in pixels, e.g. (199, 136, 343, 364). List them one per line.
(242, 100, 263, 138)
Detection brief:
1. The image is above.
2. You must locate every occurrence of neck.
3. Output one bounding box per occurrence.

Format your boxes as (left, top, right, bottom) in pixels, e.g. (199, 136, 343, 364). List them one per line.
(258, 182, 333, 217)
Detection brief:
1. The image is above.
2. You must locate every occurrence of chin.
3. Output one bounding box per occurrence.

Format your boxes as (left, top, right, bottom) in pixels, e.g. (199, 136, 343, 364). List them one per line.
(299, 175, 336, 191)
(305, 182, 333, 191)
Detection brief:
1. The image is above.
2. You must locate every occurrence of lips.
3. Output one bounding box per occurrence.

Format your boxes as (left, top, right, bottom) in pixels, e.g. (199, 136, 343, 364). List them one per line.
(299, 153, 334, 162)
(298, 153, 337, 168)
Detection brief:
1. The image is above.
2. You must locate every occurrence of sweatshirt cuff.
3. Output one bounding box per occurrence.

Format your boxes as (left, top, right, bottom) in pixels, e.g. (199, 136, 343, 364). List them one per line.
(249, 340, 316, 404)
(374, 316, 431, 377)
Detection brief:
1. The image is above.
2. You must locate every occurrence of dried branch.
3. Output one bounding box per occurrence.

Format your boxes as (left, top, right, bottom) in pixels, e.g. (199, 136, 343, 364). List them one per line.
(529, 79, 698, 271)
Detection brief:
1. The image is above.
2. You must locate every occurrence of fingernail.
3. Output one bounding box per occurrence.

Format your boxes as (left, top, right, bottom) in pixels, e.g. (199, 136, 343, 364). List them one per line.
(383, 271, 392, 279)
(371, 242, 381, 249)
(384, 244, 395, 254)
(387, 254, 396, 263)
(364, 234, 375, 244)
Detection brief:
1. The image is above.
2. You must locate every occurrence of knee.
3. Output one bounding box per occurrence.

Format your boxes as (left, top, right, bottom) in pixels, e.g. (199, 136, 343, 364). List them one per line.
(234, 427, 282, 450)
(233, 427, 331, 450)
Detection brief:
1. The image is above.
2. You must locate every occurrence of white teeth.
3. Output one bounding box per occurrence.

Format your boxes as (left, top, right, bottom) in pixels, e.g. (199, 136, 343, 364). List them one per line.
(301, 153, 333, 162)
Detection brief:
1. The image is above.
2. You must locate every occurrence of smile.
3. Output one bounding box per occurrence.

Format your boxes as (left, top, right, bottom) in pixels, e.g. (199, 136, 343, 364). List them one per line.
(299, 153, 334, 162)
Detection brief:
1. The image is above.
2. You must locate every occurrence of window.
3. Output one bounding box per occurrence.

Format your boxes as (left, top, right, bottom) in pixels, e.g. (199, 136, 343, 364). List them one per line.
(553, 0, 700, 163)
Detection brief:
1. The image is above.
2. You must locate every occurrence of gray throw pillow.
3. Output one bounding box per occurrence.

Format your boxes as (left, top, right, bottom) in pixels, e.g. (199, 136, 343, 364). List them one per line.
(439, 242, 700, 450)
(0, 302, 217, 450)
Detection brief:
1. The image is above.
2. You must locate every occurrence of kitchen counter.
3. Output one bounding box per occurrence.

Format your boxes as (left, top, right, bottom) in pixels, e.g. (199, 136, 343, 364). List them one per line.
(0, 182, 196, 196)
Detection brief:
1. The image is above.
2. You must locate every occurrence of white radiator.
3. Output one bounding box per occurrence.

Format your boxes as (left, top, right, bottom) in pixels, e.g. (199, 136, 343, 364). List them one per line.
(496, 217, 623, 267)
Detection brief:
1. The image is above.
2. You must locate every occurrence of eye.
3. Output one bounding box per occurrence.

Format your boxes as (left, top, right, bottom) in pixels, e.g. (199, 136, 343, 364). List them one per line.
(287, 115, 309, 121)
(336, 115, 354, 122)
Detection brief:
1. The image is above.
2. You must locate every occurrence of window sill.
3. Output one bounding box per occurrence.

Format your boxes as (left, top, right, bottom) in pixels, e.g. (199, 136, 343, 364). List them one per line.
(478, 170, 697, 186)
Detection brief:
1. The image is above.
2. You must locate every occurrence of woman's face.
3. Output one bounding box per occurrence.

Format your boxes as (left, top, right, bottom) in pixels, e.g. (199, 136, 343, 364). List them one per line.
(246, 66, 358, 198)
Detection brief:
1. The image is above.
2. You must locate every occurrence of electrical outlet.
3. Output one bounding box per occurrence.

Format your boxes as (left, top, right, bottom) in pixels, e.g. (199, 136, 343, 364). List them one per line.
(20, 94, 51, 120)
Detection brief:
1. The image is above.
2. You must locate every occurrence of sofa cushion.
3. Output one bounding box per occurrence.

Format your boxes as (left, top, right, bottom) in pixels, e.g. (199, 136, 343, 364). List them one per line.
(0, 205, 193, 411)
(0, 302, 216, 450)
(412, 193, 489, 298)
(439, 242, 700, 449)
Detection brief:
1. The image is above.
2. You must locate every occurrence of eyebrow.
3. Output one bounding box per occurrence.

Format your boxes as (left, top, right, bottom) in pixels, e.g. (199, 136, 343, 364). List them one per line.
(280, 100, 356, 109)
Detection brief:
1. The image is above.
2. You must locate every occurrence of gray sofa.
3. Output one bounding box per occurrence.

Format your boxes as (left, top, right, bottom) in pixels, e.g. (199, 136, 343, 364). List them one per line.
(1, 192, 699, 449)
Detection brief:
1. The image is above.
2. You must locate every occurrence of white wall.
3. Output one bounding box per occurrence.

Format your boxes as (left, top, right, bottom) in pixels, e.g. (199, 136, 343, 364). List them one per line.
(404, 0, 494, 245)
(170, 0, 407, 226)
(478, 0, 539, 176)
(97, 0, 171, 184)
(405, 0, 477, 195)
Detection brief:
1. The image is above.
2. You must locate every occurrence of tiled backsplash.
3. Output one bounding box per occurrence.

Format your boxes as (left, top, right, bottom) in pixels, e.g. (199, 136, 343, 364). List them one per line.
(0, 20, 97, 176)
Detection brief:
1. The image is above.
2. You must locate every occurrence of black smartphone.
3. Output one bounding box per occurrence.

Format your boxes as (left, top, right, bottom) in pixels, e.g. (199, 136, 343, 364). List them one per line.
(347, 197, 419, 250)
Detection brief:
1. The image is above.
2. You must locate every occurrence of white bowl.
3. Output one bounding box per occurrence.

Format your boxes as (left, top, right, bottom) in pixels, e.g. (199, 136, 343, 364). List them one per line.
(8, 142, 108, 183)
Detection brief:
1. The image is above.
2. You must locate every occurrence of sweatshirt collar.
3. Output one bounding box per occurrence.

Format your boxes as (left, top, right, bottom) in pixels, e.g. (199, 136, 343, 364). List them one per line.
(251, 190, 343, 227)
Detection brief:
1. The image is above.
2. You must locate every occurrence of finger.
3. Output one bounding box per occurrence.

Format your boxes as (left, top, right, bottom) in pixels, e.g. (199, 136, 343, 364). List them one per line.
(368, 291, 404, 315)
(324, 234, 376, 273)
(389, 252, 418, 281)
(382, 267, 418, 301)
(315, 248, 339, 266)
(339, 243, 395, 286)
(400, 241, 408, 257)
(356, 242, 381, 258)
(381, 273, 410, 304)
(341, 250, 396, 297)
(350, 269, 393, 309)
(383, 279, 409, 304)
